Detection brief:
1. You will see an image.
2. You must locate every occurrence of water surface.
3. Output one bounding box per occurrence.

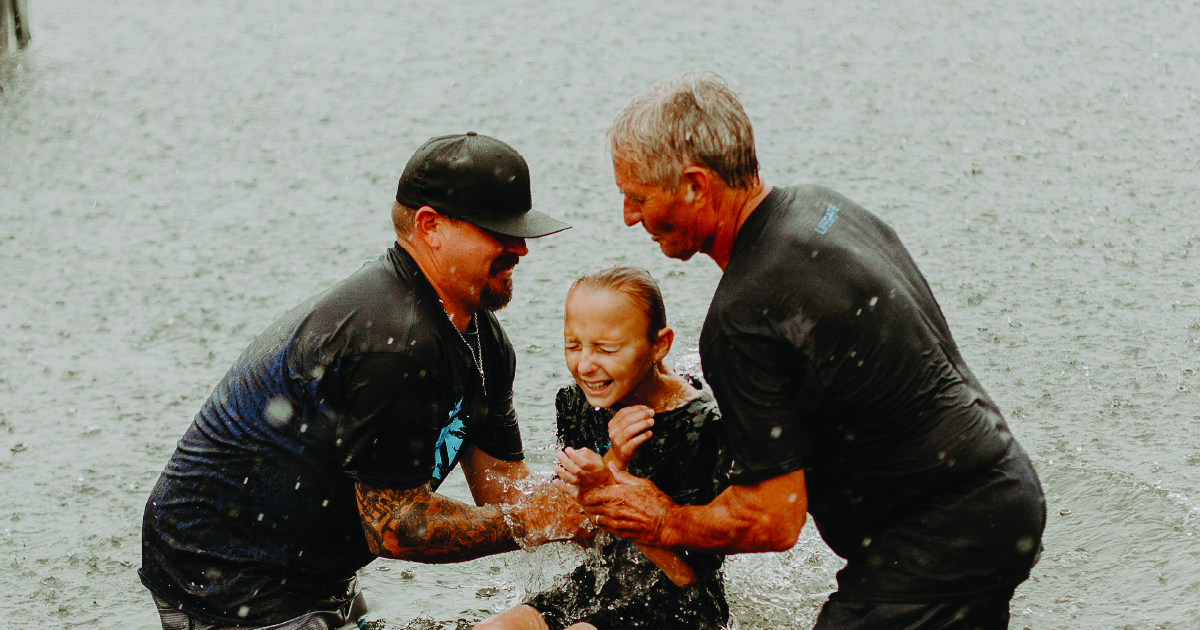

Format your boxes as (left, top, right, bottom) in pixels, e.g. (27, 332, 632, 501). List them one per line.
(2, 0, 1198, 627)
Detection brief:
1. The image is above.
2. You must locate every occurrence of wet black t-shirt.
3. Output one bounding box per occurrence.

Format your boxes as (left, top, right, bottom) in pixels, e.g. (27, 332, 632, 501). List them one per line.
(700, 186, 1045, 602)
(555, 380, 728, 521)
(550, 382, 727, 612)
(139, 246, 523, 625)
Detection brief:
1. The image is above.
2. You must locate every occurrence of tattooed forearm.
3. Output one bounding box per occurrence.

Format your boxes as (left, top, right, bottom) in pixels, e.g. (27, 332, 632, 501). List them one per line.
(355, 482, 519, 563)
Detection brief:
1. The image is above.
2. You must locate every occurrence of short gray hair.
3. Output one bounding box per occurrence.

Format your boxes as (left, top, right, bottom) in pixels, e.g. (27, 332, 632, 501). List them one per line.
(391, 201, 417, 239)
(605, 71, 760, 190)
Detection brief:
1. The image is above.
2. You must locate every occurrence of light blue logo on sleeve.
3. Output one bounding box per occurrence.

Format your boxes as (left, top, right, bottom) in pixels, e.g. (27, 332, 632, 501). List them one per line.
(430, 398, 467, 491)
(815, 204, 841, 235)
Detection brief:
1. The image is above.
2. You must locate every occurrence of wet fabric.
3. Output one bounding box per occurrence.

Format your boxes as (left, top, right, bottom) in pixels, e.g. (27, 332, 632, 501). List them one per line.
(140, 245, 523, 625)
(526, 383, 729, 630)
(813, 587, 1015, 630)
(700, 185, 1045, 602)
(151, 592, 368, 630)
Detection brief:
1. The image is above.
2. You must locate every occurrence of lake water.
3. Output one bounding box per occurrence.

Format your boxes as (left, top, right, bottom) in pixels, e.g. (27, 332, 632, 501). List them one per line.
(2, 0, 1198, 628)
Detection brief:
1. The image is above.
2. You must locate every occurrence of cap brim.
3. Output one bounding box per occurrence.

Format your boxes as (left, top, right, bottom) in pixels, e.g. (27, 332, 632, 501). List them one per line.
(462, 209, 571, 238)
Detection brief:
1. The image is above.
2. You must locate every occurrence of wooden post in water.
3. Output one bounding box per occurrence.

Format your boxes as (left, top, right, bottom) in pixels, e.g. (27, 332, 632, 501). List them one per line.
(1, 0, 29, 53)
(12, 0, 29, 48)
(1, 0, 10, 54)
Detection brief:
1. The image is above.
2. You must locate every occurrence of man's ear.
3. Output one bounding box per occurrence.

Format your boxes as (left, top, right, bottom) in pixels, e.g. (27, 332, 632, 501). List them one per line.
(680, 166, 712, 206)
(652, 327, 674, 364)
(412, 206, 444, 249)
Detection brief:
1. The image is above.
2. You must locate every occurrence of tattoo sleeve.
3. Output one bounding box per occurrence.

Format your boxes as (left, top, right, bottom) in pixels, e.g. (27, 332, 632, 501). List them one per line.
(355, 481, 519, 563)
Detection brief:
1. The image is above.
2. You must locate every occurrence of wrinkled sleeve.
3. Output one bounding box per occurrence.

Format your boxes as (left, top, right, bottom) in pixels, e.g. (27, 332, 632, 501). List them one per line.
(703, 332, 821, 487)
(335, 352, 444, 490)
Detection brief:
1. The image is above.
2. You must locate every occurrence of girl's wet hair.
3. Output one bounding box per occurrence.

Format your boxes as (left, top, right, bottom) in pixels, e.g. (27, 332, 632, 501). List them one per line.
(569, 266, 667, 340)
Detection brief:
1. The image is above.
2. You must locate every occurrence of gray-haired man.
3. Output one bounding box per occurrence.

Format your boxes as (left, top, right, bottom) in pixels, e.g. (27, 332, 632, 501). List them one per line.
(577, 73, 1046, 629)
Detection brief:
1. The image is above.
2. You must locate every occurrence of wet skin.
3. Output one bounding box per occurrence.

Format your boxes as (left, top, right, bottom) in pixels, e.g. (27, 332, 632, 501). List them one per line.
(406, 205, 529, 330)
(563, 287, 673, 411)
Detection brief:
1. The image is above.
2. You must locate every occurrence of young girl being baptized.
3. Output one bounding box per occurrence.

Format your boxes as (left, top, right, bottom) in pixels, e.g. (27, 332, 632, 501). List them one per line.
(475, 266, 729, 630)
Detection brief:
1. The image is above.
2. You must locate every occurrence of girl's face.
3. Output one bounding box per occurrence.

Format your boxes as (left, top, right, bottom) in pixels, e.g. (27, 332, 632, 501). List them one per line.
(564, 286, 670, 409)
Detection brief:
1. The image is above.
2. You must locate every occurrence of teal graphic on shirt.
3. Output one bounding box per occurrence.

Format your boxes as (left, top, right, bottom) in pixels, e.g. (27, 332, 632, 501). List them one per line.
(430, 398, 467, 491)
(815, 203, 841, 235)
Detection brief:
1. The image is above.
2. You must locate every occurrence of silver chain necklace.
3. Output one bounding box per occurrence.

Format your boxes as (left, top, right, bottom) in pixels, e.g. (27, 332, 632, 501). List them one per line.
(443, 304, 485, 393)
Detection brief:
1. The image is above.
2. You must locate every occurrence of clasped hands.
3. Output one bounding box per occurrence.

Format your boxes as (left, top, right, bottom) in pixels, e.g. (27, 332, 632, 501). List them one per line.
(552, 405, 676, 547)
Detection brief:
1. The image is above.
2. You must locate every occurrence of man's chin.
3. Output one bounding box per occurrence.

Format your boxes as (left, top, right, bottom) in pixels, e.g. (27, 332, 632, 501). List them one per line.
(659, 241, 698, 262)
(480, 277, 514, 311)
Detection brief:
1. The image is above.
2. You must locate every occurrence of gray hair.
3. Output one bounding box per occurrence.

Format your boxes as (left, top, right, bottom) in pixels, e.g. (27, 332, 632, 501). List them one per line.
(391, 201, 417, 239)
(605, 71, 760, 190)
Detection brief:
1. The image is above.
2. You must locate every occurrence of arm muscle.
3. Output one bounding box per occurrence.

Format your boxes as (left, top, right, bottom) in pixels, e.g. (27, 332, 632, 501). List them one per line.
(663, 470, 808, 554)
(355, 481, 518, 563)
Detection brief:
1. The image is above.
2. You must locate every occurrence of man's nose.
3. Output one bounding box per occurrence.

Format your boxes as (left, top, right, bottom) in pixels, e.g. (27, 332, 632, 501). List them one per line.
(503, 236, 529, 257)
(623, 201, 641, 227)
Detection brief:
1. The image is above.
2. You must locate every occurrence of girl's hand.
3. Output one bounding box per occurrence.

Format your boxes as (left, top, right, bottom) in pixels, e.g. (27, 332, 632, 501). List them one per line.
(608, 405, 655, 469)
(553, 447, 612, 497)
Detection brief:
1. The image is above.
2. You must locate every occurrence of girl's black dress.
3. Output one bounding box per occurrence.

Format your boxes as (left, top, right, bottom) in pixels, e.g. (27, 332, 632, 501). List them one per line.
(526, 380, 730, 630)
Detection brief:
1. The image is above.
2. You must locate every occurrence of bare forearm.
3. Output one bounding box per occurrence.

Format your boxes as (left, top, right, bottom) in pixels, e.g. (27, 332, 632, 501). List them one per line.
(462, 447, 532, 506)
(662, 491, 804, 554)
(582, 470, 807, 554)
(356, 483, 518, 563)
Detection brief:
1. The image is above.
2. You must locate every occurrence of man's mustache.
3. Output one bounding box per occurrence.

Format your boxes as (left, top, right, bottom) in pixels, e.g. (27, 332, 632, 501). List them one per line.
(490, 253, 520, 275)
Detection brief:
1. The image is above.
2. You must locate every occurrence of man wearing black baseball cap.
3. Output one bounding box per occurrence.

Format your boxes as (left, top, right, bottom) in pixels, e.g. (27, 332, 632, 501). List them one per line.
(140, 133, 576, 629)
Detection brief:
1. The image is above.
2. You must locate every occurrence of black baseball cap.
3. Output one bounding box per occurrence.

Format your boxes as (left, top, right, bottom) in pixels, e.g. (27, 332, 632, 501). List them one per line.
(396, 132, 570, 238)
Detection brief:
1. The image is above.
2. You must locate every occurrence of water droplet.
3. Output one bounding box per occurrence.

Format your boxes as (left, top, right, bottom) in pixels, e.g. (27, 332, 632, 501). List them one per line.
(1015, 536, 1035, 554)
(238, 606, 250, 618)
(869, 296, 879, 307)
(321, 499, 329, 507)
(787, 493, 797, 503)
(861, 536, 872, 547)
(811, 249, 819, 258)
(265, 398, 293, 426)
(294, 482, 301, 490)
(769, 426, 782, 439)
(387, 337, 394, 345)
(311, 365, 325, 379)
(257, 513, 264, 522)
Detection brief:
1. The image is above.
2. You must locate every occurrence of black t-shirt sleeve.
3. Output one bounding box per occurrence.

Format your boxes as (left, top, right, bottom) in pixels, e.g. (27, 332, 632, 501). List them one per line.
(334, 352, 445, 490)
(704, 331, 822, 486)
